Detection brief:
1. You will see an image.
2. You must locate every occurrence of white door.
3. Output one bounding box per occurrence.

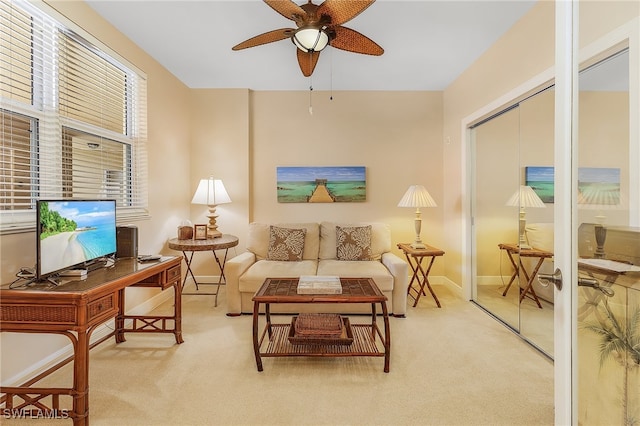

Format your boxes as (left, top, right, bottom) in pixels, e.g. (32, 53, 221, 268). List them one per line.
(554, 3, 639, 424)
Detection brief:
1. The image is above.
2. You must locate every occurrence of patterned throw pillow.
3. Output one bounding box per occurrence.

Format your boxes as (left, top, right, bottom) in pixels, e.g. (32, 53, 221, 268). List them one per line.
(336, 225, 372, 261)
(266, 226, 306, 261)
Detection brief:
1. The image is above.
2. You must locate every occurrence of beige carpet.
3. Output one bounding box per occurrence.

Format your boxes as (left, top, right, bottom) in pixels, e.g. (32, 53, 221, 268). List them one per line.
(25, 284, 554, 426)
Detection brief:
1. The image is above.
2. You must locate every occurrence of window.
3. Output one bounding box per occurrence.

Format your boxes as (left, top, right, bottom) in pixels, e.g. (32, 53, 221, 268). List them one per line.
(0, 0, 148, 232)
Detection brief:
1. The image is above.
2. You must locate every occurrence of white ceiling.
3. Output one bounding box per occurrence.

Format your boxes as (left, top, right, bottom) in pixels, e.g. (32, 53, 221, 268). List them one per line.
(85, 0, 537, 91)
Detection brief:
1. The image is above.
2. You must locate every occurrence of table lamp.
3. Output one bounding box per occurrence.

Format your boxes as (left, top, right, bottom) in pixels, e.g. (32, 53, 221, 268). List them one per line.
(191, 177, 231, 238)
(398, 185, 437, 249)
(506, 185, 546, 249)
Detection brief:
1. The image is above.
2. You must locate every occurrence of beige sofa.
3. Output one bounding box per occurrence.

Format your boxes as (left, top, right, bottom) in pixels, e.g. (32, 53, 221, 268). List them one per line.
(225, 222, 409, 317)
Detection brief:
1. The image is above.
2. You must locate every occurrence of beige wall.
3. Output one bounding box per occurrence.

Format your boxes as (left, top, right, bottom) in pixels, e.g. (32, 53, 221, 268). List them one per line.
(187, 89, 250, 275)
(442, 0, 556, 286)
(184, 89, 446, 273)
(248, 90, 444, 257)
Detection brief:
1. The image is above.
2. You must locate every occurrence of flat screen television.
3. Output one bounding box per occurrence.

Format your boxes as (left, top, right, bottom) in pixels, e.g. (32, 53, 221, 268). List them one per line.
(36, 199, 117, 280)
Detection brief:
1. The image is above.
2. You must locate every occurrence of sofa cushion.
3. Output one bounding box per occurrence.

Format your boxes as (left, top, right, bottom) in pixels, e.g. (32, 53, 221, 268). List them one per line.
(317, 260, 393, 292)
(525, 223, 554, 251)
(247, 222, 320, 261)
(238, 259, 318, 293)
(336, 225, 372, 260)
(319, 222, 390, 261)
(266, 226, 306, 261)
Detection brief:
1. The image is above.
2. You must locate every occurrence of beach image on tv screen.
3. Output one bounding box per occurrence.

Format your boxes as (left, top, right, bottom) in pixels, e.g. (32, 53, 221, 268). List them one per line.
(39, 201, 116, 275)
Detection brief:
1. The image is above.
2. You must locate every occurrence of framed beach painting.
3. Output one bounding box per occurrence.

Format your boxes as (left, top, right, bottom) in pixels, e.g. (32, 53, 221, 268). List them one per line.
(276, 166, 366, 203)
(525, 166, 621, 205)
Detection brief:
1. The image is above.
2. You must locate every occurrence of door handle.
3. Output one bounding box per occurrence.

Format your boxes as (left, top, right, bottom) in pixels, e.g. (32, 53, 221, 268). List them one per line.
(538, 268, 563, 291)
(578, 276, 615, 297)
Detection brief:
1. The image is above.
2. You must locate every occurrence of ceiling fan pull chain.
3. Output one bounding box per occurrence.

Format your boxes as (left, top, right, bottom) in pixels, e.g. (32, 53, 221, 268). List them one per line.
(309, 55, 314, 115)
(329, 46, 333, 101)
(309, 78, 314, 115)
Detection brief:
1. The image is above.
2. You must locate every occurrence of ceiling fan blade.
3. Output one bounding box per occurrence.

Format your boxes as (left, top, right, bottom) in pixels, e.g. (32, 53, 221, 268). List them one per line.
(318, 0, 375, 26)
(297, 49, 320, 77)
(232, 28, 294, 50)
(331, 26, 383, 56)
(264, 0, 306, 21)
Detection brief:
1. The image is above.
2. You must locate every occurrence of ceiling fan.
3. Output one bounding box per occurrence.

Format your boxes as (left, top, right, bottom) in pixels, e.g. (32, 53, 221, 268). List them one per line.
(232, 0, 383, 77)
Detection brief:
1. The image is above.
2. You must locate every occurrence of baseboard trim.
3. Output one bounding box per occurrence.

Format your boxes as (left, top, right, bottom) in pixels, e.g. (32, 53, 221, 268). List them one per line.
(414, 275, 462, 298)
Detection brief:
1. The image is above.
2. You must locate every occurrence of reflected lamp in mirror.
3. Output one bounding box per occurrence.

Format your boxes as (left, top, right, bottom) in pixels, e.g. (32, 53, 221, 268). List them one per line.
(398, 185, 437, 249)
(506, 185, 546, 249)
(578, 185, 621, 259)
(191, 177, 231, 238)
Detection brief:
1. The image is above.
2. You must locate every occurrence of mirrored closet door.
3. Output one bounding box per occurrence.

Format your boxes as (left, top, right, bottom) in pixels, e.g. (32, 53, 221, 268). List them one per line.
(471, 85, 555, 357)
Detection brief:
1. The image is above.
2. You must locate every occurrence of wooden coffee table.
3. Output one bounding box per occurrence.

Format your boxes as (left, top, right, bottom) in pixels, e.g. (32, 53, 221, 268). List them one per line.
(252, 277, 391, 372)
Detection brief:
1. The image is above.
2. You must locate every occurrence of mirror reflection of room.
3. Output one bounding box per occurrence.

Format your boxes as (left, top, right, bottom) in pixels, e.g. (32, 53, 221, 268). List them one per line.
(472, 85, 555, 357)
(575, 49, 640, 425)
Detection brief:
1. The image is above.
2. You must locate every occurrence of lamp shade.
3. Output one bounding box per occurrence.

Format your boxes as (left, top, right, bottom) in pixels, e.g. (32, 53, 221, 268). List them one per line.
(506, 185, 546, 208)
(397, 185, 437, 208)
(191, 178, 231, 205)
(292, 26, 329, 52)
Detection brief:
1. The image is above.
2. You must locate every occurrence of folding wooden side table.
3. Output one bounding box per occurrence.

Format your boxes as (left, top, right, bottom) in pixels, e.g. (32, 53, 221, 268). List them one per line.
(498, 243, 553, 308)
(168, 234, 238, 307)
(397, 243, 445, 308)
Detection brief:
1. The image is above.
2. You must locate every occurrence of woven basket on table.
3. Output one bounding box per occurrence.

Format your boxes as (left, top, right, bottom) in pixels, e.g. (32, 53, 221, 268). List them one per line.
(288, 313, 353, 346)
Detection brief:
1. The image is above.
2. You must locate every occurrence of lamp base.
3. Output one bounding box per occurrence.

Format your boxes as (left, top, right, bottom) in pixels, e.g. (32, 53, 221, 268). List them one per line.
(206, 204, 223, 239)
(410, 242, 426, 250)
(208, 229, 222, 239)
(517, 212, 531, 250)
(594, 224, 606, 259)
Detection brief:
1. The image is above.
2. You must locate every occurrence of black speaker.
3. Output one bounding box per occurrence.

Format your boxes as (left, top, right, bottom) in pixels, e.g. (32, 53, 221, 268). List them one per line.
(116, 225, 138, 259)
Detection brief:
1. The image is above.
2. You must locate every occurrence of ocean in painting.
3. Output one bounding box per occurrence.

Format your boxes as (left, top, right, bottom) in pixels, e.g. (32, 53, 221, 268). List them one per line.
(526, 180, 554, 203)
(526, 166, 554, 203)
(276, 166, 366, 203)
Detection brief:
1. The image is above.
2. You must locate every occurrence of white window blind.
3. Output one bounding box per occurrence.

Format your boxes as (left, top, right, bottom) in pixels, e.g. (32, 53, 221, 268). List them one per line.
(0, 0, 148, 233)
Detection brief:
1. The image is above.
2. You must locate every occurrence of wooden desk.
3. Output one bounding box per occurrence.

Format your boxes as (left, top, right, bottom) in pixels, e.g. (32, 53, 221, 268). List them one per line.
(0, 256, 183, 425)
(397, 243, 445, 308)
(168, 235, 238, 306)
(499, 243, 553, 308)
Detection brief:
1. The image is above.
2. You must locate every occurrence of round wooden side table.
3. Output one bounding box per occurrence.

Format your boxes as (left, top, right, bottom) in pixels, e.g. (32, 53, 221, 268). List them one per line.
(168, 234, 239, 306)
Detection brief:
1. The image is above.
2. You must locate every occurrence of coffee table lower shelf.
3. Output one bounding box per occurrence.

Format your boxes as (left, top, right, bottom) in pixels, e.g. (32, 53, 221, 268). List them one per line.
(258, 322, 386, 357)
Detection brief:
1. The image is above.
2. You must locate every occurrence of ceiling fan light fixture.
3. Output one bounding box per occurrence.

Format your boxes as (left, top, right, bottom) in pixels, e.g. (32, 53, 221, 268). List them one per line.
(292, 26, 329, 52)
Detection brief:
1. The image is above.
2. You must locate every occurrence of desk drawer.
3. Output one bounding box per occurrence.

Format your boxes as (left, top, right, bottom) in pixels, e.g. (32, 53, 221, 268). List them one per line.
(166, 264, 181, 284)
(87, 294, 117, 322)
(1, 304, 77, 325)
(136, 265, 181, 290)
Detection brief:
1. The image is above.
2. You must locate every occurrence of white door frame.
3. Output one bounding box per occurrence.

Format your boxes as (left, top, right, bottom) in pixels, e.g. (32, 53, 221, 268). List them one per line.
(553, 1, 577, 424)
